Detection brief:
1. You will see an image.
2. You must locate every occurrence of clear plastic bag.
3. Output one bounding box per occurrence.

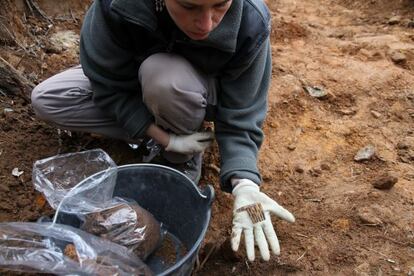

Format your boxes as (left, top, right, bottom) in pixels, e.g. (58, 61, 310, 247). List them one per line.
(32, 149, 162, 260)
(80, 197, 162, 260)
(32, 149, 117, 214)
(0, 222, 153, 275)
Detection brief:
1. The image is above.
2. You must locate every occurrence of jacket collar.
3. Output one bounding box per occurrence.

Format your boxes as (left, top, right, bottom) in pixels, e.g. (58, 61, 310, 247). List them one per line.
(110, 0, 242, 53)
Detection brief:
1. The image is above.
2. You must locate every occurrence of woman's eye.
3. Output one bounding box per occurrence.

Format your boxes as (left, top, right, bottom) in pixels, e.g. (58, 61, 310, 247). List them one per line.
(214, 0, 230, 8)
(181, 4, 196, 10)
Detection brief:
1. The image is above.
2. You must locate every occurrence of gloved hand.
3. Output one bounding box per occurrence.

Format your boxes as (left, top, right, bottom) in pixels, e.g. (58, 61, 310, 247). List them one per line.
(165, 131, 214, 155)
(231, 179, 295, 261)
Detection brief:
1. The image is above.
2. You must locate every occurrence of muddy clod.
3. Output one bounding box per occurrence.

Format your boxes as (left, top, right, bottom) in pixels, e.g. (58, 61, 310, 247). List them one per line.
(372, 174, 398, 190)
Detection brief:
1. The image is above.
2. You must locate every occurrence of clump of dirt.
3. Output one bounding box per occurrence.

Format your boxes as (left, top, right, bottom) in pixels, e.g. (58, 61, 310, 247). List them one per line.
(64, 243, 78, 262)
(81, 201, 161, 260)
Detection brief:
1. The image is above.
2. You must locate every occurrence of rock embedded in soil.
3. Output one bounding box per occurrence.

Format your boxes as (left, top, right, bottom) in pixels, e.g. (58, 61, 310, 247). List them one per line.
(287, 143, 297, 150)
(390, 51, 407, 64)
(367, 190, 382, 200)
(357, 207, 382, 225)
(47, 30, 80, 54)
(354, 145, 376, 161)
(2, 108, 13, 117)
(320, 163, 330, 171)
(387, 16, 401, 25)
(338, 108, 357, 116)
(309, 168, 322, 177)
(396, 137, 414, 163)
(305, 86, 329, 99)
(372, 174, 398, 190)
(294, 164, 305, 173)
(370, 110, 381, 118)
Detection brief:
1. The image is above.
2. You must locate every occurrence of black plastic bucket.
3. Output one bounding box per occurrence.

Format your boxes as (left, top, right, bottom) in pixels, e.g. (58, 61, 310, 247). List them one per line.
(56, 164, 214, 276)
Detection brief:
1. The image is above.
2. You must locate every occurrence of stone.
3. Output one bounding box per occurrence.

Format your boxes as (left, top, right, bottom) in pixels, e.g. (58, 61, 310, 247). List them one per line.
(357, 207, 382, 225)
(46, 30, 79, 54)
(2, 108, 13, 116)
(294, 164, 305, 173)
(372, 174, 398, 190)
(390, 51, 406, 64)
(339, 109, 357, 115)
(287, 144, 297, 150)
(305, 86, 329, 99)
(388, 16, 401, 25)
(370, 110, 381, 118)
(309, 168, 322, 177)
(320, 163, 330, 171)
(354, 145, 376, 161)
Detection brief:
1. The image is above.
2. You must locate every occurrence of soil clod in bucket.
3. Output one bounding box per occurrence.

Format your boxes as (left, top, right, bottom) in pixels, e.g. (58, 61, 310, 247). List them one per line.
(81, 200, 161, 260)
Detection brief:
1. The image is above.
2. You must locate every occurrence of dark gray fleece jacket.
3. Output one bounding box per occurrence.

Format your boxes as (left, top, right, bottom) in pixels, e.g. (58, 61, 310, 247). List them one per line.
(80, 0, 272, 192)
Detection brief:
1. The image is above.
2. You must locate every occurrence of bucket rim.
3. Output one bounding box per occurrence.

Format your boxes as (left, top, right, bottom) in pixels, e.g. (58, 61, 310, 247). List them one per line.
(114, 163, 209, 200)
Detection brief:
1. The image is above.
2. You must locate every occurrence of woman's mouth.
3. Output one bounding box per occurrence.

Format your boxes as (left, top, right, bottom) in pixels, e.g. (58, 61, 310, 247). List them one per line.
(188, 31, 210, 40)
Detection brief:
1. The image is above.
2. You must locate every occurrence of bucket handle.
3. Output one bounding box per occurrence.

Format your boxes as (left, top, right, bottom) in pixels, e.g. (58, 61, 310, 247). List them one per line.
(200, 184, 215, 207)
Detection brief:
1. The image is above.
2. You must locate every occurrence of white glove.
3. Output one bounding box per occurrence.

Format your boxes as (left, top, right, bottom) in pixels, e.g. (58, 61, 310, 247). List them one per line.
(231, 179, 295, 261)
(165, 131, 214, 155)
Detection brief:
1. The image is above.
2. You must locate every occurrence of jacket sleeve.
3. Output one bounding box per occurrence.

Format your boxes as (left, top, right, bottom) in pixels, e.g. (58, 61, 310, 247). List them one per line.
(216, 38, 271, 193)
(80, 1, 153, 139)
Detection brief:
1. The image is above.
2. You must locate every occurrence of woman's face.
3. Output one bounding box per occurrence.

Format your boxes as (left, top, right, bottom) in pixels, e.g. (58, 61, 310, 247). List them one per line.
(165, 0, 233, 40)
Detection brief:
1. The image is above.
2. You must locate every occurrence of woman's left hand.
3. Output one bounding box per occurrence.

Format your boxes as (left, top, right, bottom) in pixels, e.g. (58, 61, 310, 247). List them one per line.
(231, 179, 295, 261)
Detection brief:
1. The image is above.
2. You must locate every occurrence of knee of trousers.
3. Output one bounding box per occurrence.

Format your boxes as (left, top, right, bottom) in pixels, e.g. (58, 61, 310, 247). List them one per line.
(31, 83, 51, 121)
(140, 53, 208, 134)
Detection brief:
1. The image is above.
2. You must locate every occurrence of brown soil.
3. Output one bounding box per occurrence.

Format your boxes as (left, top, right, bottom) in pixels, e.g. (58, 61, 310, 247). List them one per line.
(0, 0, 413, 275)
(64, 243, 79, 262)
(154, 234, 178, 266)
(153, 233, 188, 267)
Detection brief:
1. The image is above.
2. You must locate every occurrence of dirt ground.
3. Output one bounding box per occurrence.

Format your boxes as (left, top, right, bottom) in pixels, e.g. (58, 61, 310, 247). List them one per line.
(1, 0, 413, 275)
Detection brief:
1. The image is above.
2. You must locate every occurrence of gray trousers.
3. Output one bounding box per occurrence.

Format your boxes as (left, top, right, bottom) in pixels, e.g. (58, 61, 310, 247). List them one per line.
(31, 53, 216, 143)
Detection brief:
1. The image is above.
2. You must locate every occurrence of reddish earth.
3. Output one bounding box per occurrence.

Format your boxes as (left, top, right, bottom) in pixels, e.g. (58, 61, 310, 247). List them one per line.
(0, 0, 413, 275)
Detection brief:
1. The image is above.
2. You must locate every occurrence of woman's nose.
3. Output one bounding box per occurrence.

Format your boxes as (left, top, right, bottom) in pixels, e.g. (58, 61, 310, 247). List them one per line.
(196, 10, 213, 32)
